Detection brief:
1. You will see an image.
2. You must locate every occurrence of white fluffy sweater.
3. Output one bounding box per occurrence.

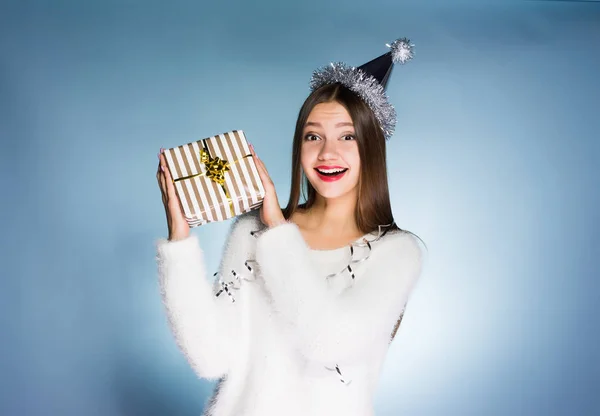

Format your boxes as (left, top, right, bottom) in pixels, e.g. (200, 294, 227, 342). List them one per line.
(156, 211, 422, 416)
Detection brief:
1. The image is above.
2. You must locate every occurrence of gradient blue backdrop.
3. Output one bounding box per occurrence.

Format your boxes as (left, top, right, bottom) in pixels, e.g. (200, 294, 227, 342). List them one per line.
(1, 0, 598, 415)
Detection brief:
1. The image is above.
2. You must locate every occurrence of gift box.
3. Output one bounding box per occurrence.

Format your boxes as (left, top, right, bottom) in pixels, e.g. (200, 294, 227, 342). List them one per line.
(163, 130, 265, 227)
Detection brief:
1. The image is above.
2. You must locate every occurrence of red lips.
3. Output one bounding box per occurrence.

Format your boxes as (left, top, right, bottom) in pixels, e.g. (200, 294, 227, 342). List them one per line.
(314, 166, 348, 182)
(315, 165, 346, 169)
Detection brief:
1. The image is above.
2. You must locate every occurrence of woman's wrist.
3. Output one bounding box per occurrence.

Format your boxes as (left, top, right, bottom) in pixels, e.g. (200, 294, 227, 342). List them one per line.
(267, 216, 288, 228)
(168, 222, 190, 241)
(168, 232, 189, 241)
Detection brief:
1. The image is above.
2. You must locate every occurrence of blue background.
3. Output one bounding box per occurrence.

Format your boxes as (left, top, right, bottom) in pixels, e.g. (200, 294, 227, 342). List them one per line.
(1, 0, 598, 415)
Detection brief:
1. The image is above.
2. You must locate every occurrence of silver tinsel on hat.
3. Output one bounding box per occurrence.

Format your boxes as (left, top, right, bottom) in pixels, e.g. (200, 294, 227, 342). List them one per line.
(387, 38, 414, 64)
(309, 37, 414, 140)
(310, 62, 397, 138)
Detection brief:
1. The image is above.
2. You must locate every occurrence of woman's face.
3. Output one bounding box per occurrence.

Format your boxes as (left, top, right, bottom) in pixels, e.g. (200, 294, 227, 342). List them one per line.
(301, 101, 361, 201)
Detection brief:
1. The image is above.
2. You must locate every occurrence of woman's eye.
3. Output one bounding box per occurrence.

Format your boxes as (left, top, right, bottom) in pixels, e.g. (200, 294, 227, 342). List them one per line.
(342, 135, 356, 141)
(304, 134, 320, 141)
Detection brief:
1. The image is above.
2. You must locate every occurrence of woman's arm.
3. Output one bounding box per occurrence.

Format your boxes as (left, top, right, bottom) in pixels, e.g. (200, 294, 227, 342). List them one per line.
(255, 223, 422, 366)
(156, 217, 249, 380)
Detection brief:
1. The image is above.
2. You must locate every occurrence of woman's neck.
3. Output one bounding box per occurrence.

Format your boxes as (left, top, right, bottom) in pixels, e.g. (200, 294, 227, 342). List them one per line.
(299, 193, 361, 237)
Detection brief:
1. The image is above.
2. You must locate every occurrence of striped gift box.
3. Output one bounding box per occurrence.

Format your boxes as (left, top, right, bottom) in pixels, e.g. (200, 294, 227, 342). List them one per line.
(163, 130, 265, 227)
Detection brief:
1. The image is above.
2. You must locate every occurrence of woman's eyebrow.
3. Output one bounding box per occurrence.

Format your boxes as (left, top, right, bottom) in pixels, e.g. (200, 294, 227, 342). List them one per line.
(304, 121, 322, 128)
(304, 121, 354, 128)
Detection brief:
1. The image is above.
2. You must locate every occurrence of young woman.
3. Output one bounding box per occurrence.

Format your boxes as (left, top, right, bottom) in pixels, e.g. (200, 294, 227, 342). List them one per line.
(155, 39, 422, 416)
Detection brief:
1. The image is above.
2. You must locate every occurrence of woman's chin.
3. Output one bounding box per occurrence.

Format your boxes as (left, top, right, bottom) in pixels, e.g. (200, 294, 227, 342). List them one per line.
(312, 185, 356, 201)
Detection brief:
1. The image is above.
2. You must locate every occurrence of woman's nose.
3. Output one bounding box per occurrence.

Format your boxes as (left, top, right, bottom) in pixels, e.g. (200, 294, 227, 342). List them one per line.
(317, 139, 338, 160)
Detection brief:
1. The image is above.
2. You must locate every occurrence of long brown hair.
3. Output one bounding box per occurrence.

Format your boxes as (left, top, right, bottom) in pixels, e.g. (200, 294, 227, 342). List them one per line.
(282, 83, 401, 235)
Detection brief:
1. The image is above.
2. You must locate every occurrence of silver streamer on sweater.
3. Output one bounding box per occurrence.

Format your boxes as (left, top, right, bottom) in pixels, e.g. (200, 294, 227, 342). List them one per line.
(325, 223, 393, 282)
(214, 264, 256, 303)
(214, 272, 239, 303)
(325, 364, 352, 385)
(250, 223, 393, 282)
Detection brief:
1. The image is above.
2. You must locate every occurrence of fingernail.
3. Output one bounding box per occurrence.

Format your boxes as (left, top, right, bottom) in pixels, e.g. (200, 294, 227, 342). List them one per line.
(160, 165, 165, 172)
(160, 147, 165, 153)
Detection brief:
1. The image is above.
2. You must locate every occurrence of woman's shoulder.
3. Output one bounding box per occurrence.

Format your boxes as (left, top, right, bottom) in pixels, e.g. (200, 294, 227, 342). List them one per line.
(371, 227, 423, 261)
(366, 228, 424, 287)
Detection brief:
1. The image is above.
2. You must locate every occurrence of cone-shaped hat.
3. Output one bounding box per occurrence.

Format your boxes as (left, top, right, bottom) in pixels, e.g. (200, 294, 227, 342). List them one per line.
(358, 52, 394, 90)
(309, 38, 414, 139)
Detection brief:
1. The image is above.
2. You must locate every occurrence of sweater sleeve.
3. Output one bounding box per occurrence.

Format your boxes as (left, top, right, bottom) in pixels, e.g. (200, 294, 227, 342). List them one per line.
(156, 219, 247, 380)
(255, 222, 422, 366)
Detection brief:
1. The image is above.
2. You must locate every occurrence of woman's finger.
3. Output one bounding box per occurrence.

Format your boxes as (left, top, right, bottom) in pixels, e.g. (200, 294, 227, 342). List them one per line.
(160, 153, 178, 201)
(157, 172, 165, 196)
(250, 147, 273, 185)
(159, 169, 168, 199)
(157, 154, 168, 186)
(258, 160, 274, 187)
(254, 158, 272, 188)
(250, 147, 279, 214)
(156, 158, 163, 180)
(249, 146, 265, 174)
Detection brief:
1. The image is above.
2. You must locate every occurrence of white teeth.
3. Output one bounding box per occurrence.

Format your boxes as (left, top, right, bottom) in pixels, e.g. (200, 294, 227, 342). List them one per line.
(316, 168, 346, 174)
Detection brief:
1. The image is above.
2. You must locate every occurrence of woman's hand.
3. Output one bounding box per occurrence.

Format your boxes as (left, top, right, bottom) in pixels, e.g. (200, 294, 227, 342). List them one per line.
(157, 149, 190, 241)
(249, 144, 286, 228)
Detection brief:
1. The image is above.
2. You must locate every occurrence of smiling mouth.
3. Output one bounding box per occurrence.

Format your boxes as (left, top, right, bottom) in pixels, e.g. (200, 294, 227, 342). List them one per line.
(314, 168, 348, 177)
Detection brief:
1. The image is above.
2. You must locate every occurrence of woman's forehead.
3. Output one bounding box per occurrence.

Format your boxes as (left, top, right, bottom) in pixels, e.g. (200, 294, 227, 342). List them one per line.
(305, 102, 353, 126)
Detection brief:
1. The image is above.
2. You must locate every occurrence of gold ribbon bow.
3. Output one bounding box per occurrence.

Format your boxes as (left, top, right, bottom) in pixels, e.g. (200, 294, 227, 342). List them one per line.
(201, 150, 230, 185)
(173, 148, 251, 218)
